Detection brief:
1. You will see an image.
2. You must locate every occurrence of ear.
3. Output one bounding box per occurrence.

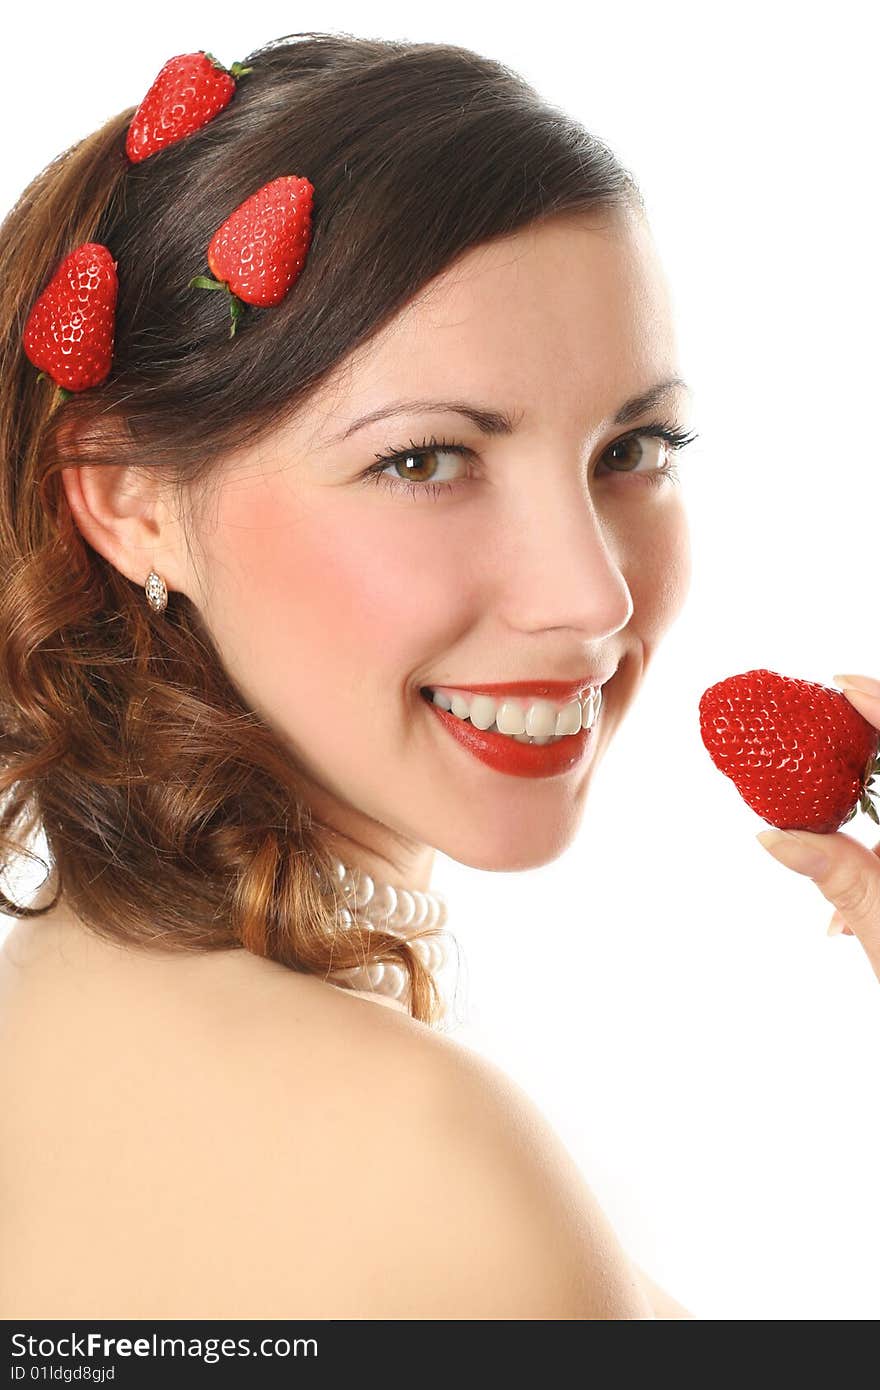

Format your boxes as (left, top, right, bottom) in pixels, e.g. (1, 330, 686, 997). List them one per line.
(56, 413, 192, 600)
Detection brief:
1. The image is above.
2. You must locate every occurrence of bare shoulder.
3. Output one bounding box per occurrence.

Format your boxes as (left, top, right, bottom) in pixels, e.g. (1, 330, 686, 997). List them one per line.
(0, 918, 654, 1319)
(246, 985, 655, 1319)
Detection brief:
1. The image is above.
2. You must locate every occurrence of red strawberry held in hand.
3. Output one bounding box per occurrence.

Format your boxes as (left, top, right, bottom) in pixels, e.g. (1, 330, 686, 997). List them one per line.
(189, 176, 314, 336)
(23, 242, 118, 397)
(125, 51, 252, 164)
(699, 668, 880, 833)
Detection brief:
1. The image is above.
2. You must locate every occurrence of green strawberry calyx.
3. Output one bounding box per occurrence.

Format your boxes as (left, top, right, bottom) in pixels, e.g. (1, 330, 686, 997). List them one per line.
(840, 749, 880, 827)
(35, 371, 73, 402)
(203, 52, 253, 79)
(188, 275, 247, 337)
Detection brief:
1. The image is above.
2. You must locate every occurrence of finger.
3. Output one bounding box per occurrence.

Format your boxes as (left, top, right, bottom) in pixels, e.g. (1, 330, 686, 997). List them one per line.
(828, 848, 880, 934)
(832, 675, 880, 732)
(756, 827, 880, 982)
(827, 910, 854, 936)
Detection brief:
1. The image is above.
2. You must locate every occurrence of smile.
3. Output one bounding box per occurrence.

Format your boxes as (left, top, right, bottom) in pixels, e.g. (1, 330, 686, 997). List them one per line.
(421, 685, 602, 742)
(419, 684, 604, 779)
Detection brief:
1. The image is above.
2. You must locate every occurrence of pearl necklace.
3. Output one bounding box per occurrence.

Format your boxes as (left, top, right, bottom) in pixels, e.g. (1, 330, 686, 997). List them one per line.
(314, 856, 451, 1004)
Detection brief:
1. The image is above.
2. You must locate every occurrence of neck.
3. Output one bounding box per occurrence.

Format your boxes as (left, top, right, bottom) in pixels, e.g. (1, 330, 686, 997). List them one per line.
(314, 823, 437, 894)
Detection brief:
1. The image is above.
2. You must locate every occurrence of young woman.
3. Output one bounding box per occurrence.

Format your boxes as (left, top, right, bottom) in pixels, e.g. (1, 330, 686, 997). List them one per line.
(3, 30, 877, 1321)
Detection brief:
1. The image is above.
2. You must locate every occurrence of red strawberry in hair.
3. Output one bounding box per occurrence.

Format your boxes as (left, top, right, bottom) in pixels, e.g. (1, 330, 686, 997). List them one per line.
(699, 668, 880, 834)
(125, 51, 252, 164)
(189, 175, 314, 335)
(23, 242, 118, 396)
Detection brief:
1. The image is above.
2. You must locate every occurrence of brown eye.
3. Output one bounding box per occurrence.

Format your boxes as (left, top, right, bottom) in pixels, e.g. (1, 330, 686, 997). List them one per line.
(365, 438, 474, 499)
(387, 447, 467, 484)
(603, 434, 669, 476)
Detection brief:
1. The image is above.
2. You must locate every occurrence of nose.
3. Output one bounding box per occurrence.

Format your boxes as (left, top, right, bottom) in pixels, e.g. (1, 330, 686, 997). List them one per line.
(496, 472, 633, 638)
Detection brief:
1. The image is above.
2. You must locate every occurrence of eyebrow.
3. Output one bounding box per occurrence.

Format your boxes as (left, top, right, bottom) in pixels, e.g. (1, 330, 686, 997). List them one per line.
(327, 376, 690, 443)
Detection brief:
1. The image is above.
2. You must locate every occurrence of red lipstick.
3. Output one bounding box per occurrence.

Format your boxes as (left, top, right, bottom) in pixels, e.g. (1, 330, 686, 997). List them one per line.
(424, 676, 611, 703)
(422, 691, 601, 778)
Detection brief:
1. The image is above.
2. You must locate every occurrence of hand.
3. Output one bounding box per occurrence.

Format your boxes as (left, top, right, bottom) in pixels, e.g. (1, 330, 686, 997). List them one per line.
(755, 675, 880, 983)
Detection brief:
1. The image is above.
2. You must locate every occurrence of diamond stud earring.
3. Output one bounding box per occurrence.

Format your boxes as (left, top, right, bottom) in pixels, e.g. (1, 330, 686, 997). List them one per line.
(144, 569, 168, 613)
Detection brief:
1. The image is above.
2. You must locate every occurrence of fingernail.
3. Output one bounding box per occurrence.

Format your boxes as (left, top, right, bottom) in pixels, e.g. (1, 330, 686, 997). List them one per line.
(755, 828, 831, 876)
(832, 673, 880, 698)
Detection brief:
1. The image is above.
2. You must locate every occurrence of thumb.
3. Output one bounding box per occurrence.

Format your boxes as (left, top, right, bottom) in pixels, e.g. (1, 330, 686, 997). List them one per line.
(756, 827, 880, 982)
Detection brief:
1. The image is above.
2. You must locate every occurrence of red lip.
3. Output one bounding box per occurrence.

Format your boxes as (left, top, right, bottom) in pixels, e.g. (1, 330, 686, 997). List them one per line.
(425, 677, 612, 703)
(424, 699, 598, 778)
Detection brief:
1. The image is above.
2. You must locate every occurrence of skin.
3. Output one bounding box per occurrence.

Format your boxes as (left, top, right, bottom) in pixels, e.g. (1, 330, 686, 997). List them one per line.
(62, 204, 694, 893)
(756, 680, 880, 980)
(32, 207, 880, 1318)
(17, 204, 701, 1317)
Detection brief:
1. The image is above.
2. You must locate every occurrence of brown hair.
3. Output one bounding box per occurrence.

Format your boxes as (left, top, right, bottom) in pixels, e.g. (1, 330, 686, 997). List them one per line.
(0, 31, 642, 1025)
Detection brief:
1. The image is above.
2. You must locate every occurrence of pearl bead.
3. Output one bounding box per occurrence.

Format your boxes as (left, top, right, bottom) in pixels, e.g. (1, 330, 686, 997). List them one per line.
(381, 963, 406, 998)
(365, 882, 398, 925)
(331, 965, 361, 985)
(408, 937, 433, 968)
(390, 888, 416, 928)
(341, 870, 375, 910)
(317, 856, 452, 1007)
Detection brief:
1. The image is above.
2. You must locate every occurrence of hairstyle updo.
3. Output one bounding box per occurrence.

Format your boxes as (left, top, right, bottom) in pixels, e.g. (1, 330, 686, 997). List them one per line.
(0, 30, 643, 1025)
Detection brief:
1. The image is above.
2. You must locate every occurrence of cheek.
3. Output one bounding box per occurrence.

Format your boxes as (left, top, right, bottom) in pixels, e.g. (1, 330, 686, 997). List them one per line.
(199, 485, 464, 714)
(625, 499, 692, 642)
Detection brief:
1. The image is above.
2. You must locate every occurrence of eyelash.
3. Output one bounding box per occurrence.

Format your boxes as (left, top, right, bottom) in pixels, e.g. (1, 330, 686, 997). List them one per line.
(360, 418, 700, 502)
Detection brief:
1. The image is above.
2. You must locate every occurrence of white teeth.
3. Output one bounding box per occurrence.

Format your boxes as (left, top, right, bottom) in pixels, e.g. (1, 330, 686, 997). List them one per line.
(524, 699, 559, 738)
(469, 694, 499, 731)
(425, 684, 602, 743)
(555, 700, 583, 736)
(496, 700, 526, 735)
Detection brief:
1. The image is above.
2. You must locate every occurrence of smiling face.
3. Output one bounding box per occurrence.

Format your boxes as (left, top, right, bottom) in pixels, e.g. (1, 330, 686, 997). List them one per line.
(180, 207, 693, 881)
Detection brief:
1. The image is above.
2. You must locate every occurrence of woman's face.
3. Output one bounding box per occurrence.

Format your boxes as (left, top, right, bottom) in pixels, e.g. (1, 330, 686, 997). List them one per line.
(183, 208, 692, 879)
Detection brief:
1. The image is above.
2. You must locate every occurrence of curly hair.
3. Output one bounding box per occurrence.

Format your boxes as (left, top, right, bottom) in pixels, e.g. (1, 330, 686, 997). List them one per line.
(0, 30, 642, 1026)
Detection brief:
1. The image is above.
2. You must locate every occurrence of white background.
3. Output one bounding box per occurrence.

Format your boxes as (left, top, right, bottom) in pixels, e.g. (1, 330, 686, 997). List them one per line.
(3, 0, 879, 1320)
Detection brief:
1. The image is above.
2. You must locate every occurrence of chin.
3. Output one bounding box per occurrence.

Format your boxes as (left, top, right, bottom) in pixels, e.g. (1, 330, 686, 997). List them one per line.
(439, 820, 581, 874)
